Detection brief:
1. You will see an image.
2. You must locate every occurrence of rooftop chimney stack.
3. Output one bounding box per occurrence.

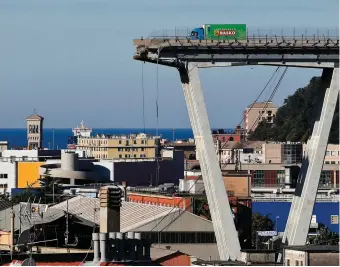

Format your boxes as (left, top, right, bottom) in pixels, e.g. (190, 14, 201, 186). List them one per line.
(100, 186, 122, 233)
(92, 233, 100, 262)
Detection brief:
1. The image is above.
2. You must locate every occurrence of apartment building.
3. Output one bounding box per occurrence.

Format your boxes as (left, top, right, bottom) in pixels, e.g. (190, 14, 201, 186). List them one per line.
(77, 133, 160, 160)
(243, 101, 278, 133)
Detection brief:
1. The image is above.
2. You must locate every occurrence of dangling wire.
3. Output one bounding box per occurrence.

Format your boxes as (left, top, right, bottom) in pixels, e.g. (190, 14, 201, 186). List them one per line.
(156, 49, 160, 137)
(141, 62, 146, 133)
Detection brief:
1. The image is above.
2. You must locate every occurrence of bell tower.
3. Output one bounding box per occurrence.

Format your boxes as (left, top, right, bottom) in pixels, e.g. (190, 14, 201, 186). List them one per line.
(26, 111, 44, 150)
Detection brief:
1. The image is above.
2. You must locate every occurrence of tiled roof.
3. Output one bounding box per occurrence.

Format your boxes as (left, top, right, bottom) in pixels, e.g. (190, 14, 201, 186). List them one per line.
(26, 113, 44, 120)
(52, 196, 180, 232)
(247, 102, 277, 109)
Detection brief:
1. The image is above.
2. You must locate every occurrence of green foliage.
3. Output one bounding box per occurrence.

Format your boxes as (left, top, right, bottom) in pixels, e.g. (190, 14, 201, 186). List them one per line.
(249, 76, 339, 143)
(251, 213, 274, 248)
(38, 168, 61, 195)
(38, 168, 61, 203)
(308, 224, 339, 245)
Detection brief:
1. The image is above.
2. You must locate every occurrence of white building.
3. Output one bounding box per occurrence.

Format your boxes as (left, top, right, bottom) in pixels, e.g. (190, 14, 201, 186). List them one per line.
(0, 161, 17, 194)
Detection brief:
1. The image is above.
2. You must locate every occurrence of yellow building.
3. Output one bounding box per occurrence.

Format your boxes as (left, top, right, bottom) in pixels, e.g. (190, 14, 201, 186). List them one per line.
(77, 133, 160, 160)
(17, 162, 44, 188)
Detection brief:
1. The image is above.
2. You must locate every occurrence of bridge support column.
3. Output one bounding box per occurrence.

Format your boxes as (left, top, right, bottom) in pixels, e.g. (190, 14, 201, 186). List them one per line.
(179, 62, 241, 261)
(279, 68, 339, 261)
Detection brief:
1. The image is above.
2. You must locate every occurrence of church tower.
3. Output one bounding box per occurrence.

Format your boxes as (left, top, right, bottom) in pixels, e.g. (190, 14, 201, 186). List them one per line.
(26, 112, 44, 150)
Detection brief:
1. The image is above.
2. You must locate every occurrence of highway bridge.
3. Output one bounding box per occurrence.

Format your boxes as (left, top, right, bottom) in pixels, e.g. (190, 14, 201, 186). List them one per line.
(133, 28, 339, 262)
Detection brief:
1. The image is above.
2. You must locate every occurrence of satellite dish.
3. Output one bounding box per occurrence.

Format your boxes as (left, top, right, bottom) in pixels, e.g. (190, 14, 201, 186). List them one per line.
(21, 258, 36, 266)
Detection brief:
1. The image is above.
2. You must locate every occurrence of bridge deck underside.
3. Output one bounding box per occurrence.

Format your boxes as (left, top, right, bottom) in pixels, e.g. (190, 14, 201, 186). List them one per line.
(134, 38, 339, 67)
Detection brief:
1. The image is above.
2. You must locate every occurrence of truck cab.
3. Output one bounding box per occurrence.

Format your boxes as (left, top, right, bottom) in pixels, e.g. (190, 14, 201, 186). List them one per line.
(190, 27, 204, 40)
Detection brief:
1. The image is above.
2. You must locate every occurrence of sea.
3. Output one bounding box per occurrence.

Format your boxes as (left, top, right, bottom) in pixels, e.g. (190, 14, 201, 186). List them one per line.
(0, 128, 195, 149)
(0, 128, 235, 149)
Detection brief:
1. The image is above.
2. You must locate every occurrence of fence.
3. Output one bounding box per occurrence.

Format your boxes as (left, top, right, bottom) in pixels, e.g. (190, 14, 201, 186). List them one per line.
(147, 27, 339, 40)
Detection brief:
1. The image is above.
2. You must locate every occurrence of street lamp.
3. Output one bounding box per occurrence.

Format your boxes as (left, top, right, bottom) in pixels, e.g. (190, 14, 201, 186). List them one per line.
(276, 216, 280, 233)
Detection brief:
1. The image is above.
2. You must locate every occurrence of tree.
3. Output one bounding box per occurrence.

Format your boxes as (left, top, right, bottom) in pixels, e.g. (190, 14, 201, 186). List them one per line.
(249, 76, 339, 143)
(308, 224, 339, 245)
(38, 168, 61, 203)
(251, 213, 275, 248)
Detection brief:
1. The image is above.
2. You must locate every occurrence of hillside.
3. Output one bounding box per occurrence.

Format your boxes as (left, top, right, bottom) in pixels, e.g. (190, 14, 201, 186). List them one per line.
(248, 75, 339, 144)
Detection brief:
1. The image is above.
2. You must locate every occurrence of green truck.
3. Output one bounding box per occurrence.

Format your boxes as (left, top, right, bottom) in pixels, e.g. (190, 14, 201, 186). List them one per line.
(190, 24, 247, 40)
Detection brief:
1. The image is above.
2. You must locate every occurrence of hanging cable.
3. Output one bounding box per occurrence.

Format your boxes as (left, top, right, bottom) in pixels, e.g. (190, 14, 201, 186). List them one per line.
(249, 67, 288, 133)
(141, 62, 146, 133)
(236, 66, 281, 128)
(156, 49, 160, 137)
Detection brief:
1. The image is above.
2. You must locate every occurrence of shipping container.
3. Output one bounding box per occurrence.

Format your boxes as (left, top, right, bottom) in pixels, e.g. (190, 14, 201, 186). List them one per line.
(204, 24, 246, 40)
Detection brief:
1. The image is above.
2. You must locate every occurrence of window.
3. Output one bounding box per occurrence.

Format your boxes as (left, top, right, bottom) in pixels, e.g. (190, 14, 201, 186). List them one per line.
(141, 140, 144, 145)
(331, 151, 337, 156)
(141, 148, 145, 152)
(126, 140, 129, 146)
(331, 161, 336, 164)
(0, 174, 8, 179)
(119, 140, 122, 144)
(325, 161, 330, 164)
(119, 154, 122, 158)
(300, 261, 303, 266)
(325, 151, 330, 156)
(295, 260, 299, 266)
(134, 154, 136, 158)
(331, 215, 339, 224)
(134, 140, 137, 144)
(286, 259, 290, 266)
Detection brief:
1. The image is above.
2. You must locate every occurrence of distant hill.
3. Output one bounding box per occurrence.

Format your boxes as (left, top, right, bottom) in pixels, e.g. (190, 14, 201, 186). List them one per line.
(248, 75, 339, 144)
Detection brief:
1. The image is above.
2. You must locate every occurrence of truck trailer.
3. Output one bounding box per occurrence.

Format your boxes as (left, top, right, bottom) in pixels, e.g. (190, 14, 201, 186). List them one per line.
(190, 24, 247, 40)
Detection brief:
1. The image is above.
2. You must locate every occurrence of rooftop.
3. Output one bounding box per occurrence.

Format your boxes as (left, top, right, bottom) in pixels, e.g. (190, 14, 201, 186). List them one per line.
(79, 133, 159, 140)
(26, 113, 44, 120)
(52, 196, 181, 232)
(285, 245, 340, 252)
(246, 102, 278, 109)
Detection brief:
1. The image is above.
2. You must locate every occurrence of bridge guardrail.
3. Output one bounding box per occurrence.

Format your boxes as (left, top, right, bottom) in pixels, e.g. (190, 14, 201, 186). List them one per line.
(147, 27, 339, 40)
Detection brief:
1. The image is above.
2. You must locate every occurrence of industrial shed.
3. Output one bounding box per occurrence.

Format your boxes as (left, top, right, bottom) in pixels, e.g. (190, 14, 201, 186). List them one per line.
(52, 196, 219, 260)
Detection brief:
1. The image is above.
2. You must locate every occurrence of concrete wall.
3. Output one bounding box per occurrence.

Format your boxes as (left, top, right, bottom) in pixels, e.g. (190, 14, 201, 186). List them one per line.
(263, 143, 282, 164)
(284, 249, 306, 266)
(0, 161, 17, 194)
(309, 252, 340, 266)
(93, 161, 114, 181)
(223, 176, 251, 197)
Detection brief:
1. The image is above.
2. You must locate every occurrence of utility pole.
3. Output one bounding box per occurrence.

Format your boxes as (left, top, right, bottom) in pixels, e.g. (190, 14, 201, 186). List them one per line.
(52, 128, 55, 150)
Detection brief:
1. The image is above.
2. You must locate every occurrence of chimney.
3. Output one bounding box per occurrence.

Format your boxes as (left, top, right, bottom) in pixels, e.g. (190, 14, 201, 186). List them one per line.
(116, 232, 125, 261)
(99, 233, 108, 262)
(92, 233, 100, 262)
(127, 232, 136, 260)
(122, 181, 128, 202)
(135, 232, 143, 260)
(108, 232, 116, 261)
(100, 186, 122, 233)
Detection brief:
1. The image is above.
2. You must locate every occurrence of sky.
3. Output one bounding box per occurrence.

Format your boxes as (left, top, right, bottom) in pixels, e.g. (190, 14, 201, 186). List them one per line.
(0, 0, 338, 128)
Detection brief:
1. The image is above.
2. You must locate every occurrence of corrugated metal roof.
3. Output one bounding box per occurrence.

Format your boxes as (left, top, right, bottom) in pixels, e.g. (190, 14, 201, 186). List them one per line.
(0, 203, 63, 232)
(52, 196, 181, 232)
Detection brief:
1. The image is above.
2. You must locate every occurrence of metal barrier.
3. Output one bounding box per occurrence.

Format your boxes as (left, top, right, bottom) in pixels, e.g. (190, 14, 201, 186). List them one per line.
(147, 27, 339, 40)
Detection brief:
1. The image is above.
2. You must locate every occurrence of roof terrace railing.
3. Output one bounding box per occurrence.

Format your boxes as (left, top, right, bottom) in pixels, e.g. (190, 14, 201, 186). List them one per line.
(147, 27, 339, 40)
